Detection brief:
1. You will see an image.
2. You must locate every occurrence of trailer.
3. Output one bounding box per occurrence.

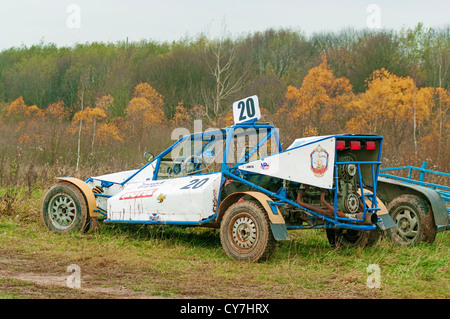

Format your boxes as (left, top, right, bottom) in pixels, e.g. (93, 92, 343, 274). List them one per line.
(378, 162, 450, 245)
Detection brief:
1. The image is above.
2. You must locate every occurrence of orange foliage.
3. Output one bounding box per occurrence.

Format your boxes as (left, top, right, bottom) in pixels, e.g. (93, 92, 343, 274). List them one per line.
(281, 54, 353, 135)
(125, 83, 166, 129)
(171, 101, 190, 127)
(96, 122, 124, 143)
(95, 94, 114, 110)
(132, 83, 164, 109)
(347, 69, 436, 152)
(46, 101, 70, 123)
(72, 107, 107, 128)
(5, 97, 44, 122)
(171, 103, 208, 128)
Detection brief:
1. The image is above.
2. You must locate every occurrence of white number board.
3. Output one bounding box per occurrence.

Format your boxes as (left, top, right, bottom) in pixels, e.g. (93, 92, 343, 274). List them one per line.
(233, 95, 261, 124)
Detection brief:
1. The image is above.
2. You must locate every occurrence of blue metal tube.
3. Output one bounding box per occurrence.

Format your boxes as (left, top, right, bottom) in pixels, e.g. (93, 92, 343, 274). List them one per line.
(222, 170, 375, 231)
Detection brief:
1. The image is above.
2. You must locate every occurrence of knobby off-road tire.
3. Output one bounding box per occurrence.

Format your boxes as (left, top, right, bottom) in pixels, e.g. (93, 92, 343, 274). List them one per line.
(387, 194, 436, 246)
(220, 200, 276, 262)
(41, 182, 90, 234)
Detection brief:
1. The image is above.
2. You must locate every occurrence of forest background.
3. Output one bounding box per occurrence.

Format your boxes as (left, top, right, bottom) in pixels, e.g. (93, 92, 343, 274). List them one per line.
(0, 24, 448, 190)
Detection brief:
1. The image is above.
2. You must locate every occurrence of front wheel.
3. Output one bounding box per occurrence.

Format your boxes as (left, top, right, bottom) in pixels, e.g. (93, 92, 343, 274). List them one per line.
(220, 200, 276, 262)
(41, 182, 90, 234)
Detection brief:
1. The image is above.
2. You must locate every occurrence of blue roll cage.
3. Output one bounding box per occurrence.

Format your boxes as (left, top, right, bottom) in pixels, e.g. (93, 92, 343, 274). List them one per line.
(90, 122, 384, 231)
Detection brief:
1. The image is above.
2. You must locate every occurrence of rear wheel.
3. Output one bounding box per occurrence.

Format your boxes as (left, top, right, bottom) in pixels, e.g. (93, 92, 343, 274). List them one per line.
(220, 200, 276, 262)
(326, 228, 374, 248)
(387, 195, 436, 246)
(42, 182, 90, 234)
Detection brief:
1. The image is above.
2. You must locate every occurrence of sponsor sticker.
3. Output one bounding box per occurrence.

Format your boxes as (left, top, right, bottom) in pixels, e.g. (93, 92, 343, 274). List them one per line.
(119, 188, 158, 200)
(310, 145, 329, 177)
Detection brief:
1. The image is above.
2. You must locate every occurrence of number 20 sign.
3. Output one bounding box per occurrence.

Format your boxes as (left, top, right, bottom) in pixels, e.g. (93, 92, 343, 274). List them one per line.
(232, 95, 261, 124)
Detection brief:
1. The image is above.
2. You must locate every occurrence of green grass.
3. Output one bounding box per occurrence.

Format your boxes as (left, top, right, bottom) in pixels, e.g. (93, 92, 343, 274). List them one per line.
(0, 188, 449, 299)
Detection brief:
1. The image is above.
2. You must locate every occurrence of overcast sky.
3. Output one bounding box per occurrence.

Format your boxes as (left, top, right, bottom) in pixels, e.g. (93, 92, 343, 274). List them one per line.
(1, 0, 449, 51)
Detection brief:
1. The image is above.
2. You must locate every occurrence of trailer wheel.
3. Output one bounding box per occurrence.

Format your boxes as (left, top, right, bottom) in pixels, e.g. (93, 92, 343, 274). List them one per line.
(387, 194, 436, 246)
(42, 182, 90, 234)
(220, 200, 276, 262)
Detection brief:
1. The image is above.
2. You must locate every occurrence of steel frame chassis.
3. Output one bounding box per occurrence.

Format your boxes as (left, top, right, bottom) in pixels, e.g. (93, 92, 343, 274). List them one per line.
(89, 122, 384, 231)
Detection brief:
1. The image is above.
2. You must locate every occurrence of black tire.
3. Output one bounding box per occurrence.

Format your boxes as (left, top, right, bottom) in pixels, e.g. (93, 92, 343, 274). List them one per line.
(41, 182, 90, 234)
(326, 228, 374, 248)
(220, 200, 276, 262)
(386, 194, 436, 246)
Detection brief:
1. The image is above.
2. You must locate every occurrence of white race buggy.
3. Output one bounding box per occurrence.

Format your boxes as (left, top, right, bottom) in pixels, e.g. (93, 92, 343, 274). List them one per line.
(42, 96, 396, 261)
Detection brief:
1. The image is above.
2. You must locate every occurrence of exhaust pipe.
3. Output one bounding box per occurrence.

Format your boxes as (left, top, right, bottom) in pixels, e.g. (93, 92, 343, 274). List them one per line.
(297, 190, 378, 225)
(349, 212, 378, 225)
(297, 190, 336, 217)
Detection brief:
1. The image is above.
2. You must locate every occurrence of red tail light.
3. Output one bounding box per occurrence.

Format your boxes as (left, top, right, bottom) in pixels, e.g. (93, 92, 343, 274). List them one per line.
(349, 141, 361, 150)
(336, 140, 346, 150)
(365, 141, 376, 150)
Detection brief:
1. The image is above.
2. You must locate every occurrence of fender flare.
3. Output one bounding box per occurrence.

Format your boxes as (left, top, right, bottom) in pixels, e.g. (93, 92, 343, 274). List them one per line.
(217, 191, 289, 241)
(56, 177, 98, 218)
(377, 177, 448, 227)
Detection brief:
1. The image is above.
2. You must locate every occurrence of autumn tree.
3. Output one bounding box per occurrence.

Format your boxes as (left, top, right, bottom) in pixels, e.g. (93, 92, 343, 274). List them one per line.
(5, 97, 45, 147)
(202, 24, 246, 119)
(44, 101, 70, 164)
(280, 54, 353, 137)
(125, 83, 166, 126)
(419, 87, 449, 169)
(171, 102, 207, 129)
(347, 68, 434, 157)
(123, 83, 166, 150)
(93, 94, 123, 144)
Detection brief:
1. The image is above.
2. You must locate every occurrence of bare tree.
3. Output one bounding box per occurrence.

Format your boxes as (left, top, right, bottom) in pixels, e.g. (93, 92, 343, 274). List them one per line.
(202, 23, 246, 119)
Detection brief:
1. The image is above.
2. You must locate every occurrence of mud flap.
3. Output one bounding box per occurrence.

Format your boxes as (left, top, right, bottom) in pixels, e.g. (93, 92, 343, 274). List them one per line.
(377, 213, 396, 230)
(270, 223, 290, 241)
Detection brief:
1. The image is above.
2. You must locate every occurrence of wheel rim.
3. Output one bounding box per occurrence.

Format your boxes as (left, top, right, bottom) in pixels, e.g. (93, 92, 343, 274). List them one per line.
(48, 193, 77, 230)
(393, 207, 419, 243)
(229, 213, 258, 252)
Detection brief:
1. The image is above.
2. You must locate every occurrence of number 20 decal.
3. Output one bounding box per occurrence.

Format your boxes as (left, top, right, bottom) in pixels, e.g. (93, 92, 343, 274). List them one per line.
(237, 98, 256, 121)
(180, 178, 209, 190)
(232, 95, 261, 124)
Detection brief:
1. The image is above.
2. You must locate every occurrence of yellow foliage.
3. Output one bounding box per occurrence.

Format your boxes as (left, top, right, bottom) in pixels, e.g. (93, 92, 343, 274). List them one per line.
(5, 97, 30, 122)
(284, 54, 353, 135)
(45, 101, 69, 123)
(126, 97, 166, 126)
(125, 83, 166, 129)
(348, 68, 433, 135)
(95, 94, 114, 111)
(171, 102, 190, 127)
(18, 133, 31, 145)
(223, 111, 234, 127)
(96, 122, 123, 143)
(70, 107, 108, 138)
(191, 104, 206, 120)
(132, 83, 164, 109)
(72, 107, 107, 126)
(303, 125, 319, 137)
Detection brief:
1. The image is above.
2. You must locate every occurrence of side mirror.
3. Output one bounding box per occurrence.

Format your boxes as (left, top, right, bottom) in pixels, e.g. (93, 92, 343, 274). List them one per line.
(144, 152, 154, 162)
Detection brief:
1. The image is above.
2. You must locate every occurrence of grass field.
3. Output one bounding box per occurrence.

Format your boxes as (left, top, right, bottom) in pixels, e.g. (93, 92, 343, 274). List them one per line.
(0, 188, 448, 299)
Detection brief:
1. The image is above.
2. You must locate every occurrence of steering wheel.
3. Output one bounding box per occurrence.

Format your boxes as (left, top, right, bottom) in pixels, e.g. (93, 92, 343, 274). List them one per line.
(181, 155, 205, 175)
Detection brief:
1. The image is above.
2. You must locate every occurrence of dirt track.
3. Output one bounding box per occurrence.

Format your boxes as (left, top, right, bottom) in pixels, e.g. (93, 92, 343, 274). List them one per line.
(0, 256, 160, 299)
